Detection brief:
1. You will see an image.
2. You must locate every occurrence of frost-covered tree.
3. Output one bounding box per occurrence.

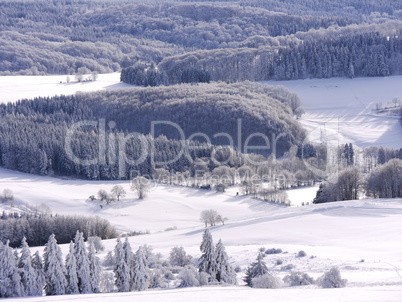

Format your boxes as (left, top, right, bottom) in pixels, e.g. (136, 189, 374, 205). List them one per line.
(319, 267, 347, 288)
(122, 236, 135, 290)
(111, 185, 126, 201)
(198, 228, 217, 282)
(65, 241, 79, 295)
(169, 246, 193, 267)
(43, 234, 67, 296)
(215, 239, 236, 284)
(131, 176, 151, 199)
(74, 231, 92, 293)
(251, 273, 282, 288)
(178, 265, 200, 288)
(88, 236, 105, 253)
(0, 241, 23, 297)
(31, 251, 45, 296)
(113, 237, 130, 292)
(88, 240, 102, 293)
(132, 246, 150, 291)
(18, 237, 39, 296)
(243, 253, 269, 287)
(283, 271, 315, 286)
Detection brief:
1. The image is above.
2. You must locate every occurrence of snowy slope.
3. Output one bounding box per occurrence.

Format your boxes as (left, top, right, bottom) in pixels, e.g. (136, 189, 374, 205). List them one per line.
(264, 76, 402, 149)
(1, 167, 401, 301)
(0, 73, 130, 103)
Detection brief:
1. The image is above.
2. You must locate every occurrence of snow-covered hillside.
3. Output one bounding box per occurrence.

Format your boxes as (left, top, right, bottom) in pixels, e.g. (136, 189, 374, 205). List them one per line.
(0, 73, 129, 104)
(1, 167, 401, 301)
(264, 76, 402, 149)
(1, 74, 401, 150)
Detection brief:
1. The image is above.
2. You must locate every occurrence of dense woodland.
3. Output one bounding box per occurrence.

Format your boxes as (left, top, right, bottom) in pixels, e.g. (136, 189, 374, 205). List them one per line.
(0, 82, 305, 179)
(1, 0, 401, 81)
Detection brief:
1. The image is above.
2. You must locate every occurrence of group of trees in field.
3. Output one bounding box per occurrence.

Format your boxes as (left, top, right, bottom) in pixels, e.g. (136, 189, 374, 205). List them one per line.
(0, 213, 118, 248)
(0, 232, 102, 298)
(313, 145, 402, 203)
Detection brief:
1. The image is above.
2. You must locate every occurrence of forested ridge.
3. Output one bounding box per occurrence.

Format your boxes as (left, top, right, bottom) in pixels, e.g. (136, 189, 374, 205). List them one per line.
(1, 0, 401, 81)
(0, 82, 305, 179)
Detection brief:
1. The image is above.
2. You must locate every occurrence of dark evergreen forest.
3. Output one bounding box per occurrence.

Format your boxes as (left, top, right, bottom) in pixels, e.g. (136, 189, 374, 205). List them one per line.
(0, 82, 305, 180)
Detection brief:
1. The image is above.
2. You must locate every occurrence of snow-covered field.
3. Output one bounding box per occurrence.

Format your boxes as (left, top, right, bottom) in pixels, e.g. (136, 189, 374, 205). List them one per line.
(0, 73, 129, 104)
(265, 76, 402, 149)
(1, 167, 401, 301)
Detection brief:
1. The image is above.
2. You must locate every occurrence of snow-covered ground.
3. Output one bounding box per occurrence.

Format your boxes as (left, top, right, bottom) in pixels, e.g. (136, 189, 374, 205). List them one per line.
(1, 167, 401, 301)
(264, 76, 402, 149)
(0, 73, 129, 103)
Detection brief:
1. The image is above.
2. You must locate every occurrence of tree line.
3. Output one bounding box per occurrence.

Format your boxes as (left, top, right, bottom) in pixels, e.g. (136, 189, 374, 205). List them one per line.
(0, 213, 118, 248)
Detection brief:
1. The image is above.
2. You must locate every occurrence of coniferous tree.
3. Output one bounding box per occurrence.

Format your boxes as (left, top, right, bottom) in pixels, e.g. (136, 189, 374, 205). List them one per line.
(215, 239, 237, 284)
(88, 240, 102, 293)
(43, 234, 67, 296)
(65, 241, 79, 295)
(0, 241, 23, 298)
(18, 237, 38, 296)
(243, 253, 269, 287)
(74, 231, 92, 294)
(198, 228, 217, 282)
(31, 251, 45, 296)
(122, 236, 135, 291)
(132, 246, 150, 291)
(113, 237, 130, 292)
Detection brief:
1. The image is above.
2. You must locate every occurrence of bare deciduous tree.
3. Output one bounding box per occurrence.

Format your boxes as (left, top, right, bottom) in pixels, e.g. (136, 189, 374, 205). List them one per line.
(131, 176, 151, 199)
(111, 185, 126, 201)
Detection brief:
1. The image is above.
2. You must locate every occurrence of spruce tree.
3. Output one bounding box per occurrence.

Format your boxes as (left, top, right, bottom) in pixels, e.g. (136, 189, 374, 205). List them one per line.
(122, 236, 135, 291)
(65, 241, 79, 295)
(88, 240, 101, 293)
(74, 231, 92, 293)
(18, 237, 39, 296)
(43, 234, 67, 295)
(198, 228, 217, 282)
(215, 239, 236, 284)
(132, 246, 150, 291)
(31, 251, 45, 296)
(243, 252, 269, 287)
(0, 241, 23, 297)
(113, 237, 130, 292)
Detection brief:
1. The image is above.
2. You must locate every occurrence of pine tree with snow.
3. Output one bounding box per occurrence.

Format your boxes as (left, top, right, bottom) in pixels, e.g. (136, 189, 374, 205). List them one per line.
(113, 237, 130, 292)
(31, 251, 45, 296)
(215, 239, 237, 285)
(0, 240, 23, 297)
(18, 237, 39, 296)
(88, 240, 102, 293)
(243, 252, 269, 287)
(198, 228, 217, 282)
(43, 234, 67, 295)
(65, 241, 79, 295)
(132, 246, 150, 291)
(74, 231, 92, 293)
(122, 236, 135, 291)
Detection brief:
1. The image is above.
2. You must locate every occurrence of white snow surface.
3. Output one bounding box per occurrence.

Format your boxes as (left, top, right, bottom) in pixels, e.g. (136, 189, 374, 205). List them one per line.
(264, 76, 402, 149)
(0, 73, 130, 103)
(1, 167, 401, 301)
